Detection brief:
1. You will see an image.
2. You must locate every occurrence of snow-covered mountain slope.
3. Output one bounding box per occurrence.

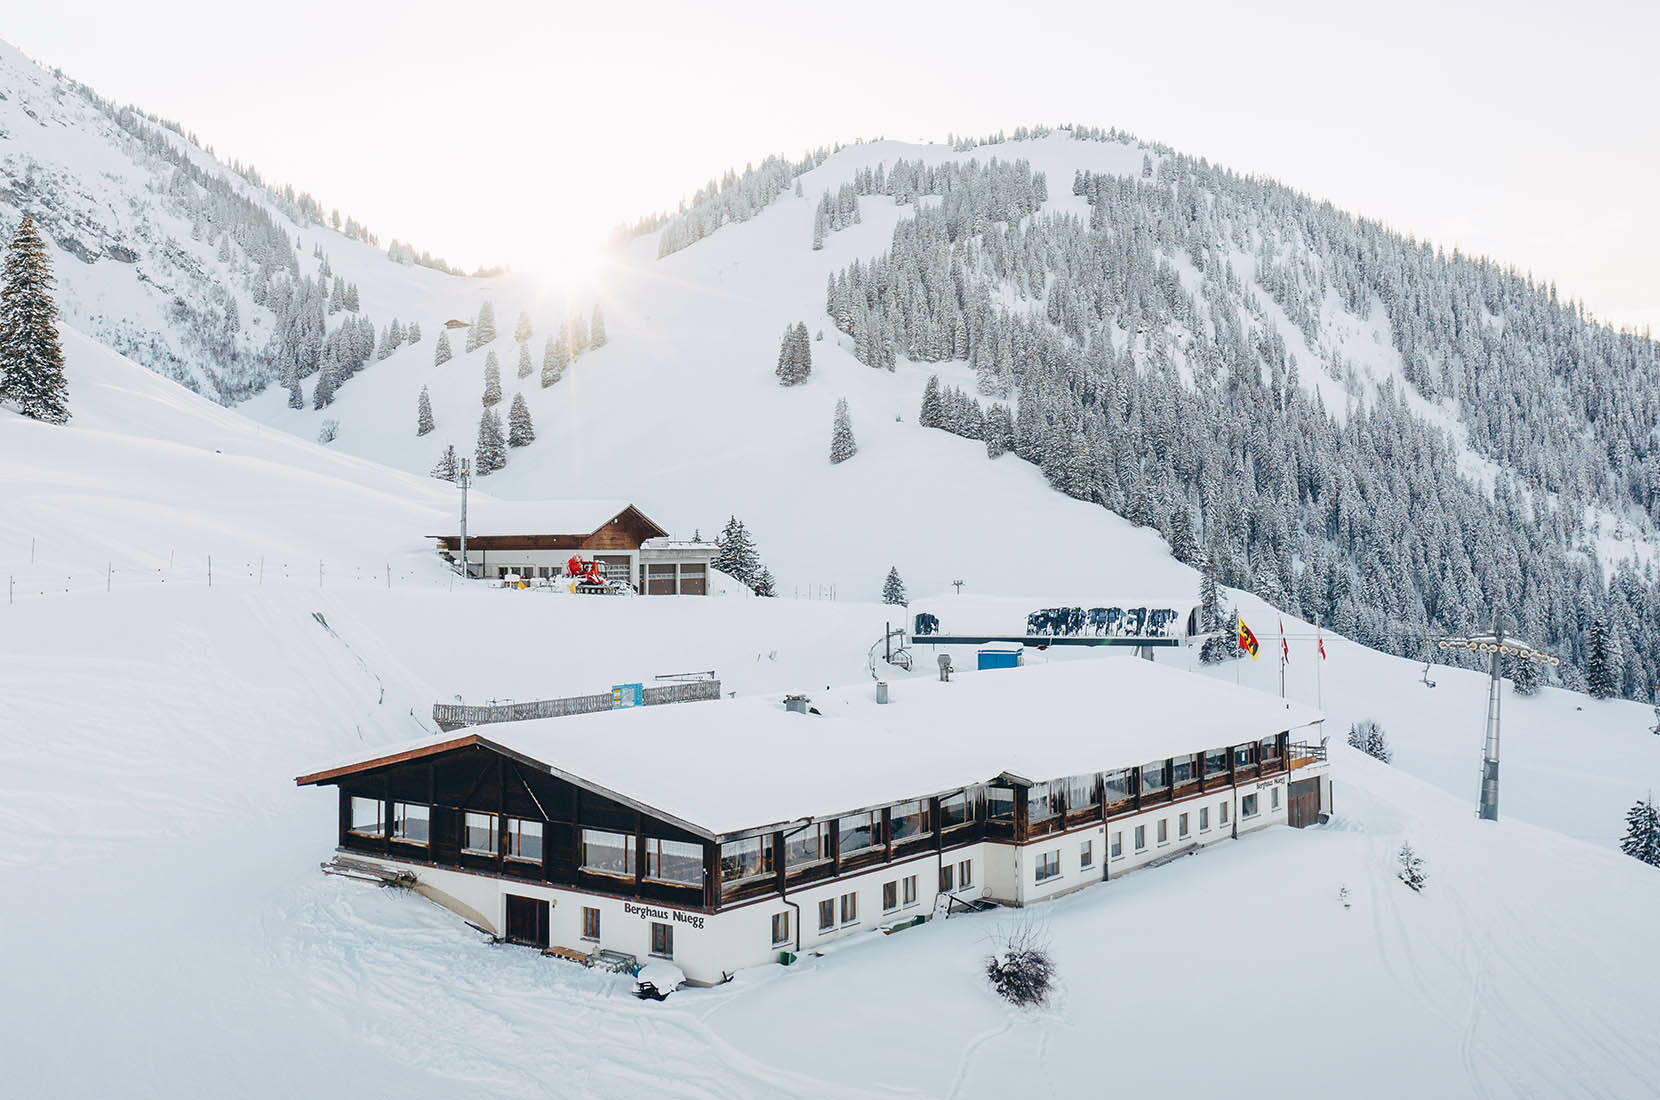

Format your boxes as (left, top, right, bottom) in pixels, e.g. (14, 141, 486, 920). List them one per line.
(0, 38, 472, 401)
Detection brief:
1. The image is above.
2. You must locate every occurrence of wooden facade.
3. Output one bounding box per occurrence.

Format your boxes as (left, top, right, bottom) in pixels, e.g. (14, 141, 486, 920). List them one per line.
(430, 505, 668, 555)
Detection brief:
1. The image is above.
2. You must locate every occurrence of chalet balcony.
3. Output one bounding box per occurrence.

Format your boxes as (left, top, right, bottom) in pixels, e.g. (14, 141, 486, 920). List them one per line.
(1289, 742, 1328, 770)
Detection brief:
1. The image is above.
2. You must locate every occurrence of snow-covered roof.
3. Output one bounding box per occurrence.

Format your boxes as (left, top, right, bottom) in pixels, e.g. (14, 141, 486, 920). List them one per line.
(300, 656, 1322, 838)
(641, 537, 718, 553)
(432, 498, 658, 538)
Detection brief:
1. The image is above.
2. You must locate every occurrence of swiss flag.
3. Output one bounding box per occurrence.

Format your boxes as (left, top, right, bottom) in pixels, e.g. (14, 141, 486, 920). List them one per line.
(1317, 629, 1327, 661)
(1280, 618, 1289, 662)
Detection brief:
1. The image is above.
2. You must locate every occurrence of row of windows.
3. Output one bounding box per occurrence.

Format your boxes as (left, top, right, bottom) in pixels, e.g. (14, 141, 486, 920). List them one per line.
(1027, 739, 1281, 823)
(768, 859, 978, 950)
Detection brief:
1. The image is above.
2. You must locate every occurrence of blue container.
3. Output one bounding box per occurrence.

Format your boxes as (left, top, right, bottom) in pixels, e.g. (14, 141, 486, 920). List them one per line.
(977, 644, 1024, 671)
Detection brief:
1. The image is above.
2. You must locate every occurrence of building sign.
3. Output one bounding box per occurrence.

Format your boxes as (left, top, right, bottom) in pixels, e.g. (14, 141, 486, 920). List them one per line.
(623, 901, 705, 929)
(912, 605, 1191, 639)
(611, 683, 643, 709)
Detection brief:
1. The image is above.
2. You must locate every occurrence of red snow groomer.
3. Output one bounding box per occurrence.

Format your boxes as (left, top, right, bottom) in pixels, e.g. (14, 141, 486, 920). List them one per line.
(565, 555, 620, 595)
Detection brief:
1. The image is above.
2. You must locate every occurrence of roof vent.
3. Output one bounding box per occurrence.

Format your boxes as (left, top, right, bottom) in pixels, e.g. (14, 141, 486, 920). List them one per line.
(783, 694, 811, 715)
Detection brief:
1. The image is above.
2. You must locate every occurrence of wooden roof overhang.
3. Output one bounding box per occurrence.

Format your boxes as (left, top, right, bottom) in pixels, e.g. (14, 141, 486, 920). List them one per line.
(295, 732, 717, 841)
(424, 503, 669, 543)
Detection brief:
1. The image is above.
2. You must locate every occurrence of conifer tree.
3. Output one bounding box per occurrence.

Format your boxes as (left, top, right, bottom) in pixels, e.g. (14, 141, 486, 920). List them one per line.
(416, 385, 435, 436)
(1587, 615, 1620, 700)
(1619, 796, 1660, 868)
(0, 216, 70, 423)
(985, 402, 1014, 458)
(920, 374, 943, 428)
(753, 566, 777, 598)
(1198, 556, 1222, 632)
(474, 300, 497, 346)
(776, 322, 811, 385)
(434, 328, 452, 366)
(507, 392, 535, 447)
(312, 361, 338, 409)
(514, 311, 532, 343)
(1169, 507, 1199, 564)
(430, 443, 458, 481)
(1507, 652, 1541, 696)
(1346, 720, 1392, 763)
(830, 397, 857, 464)
(541, 332, 568, 387)
(475, 408, 506, 474)
(882, 567, 908, 606)
(406, 322, 421, 344)
(516, 343, 533, 379)
(590, 306, 607, 348)
(482, 351, 502, 407)
(571, 313, 589, 354)
(714, 516, 760, 587)
(1396, 842, 1428, 892)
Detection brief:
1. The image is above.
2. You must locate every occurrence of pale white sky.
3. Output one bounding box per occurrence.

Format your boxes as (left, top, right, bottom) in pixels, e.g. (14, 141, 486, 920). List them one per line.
(11, 0, 1657, 330)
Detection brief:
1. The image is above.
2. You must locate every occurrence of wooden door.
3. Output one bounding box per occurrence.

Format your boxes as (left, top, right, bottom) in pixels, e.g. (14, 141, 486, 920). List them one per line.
(505, 894, 549, 948)
(1287, 778, 1322, 828)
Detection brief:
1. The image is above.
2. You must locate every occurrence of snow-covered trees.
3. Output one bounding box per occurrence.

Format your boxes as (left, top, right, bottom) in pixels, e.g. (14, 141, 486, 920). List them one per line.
(1169, 508, 1199, 565)
(1620, 797, 1660, 868)
(812, 183, 862, 249)
(482, 351, 502, 407)
(1199, 556, 1222, 633)
(753, 567, 777, 597)
(514, 311, 532, 344)
(406, 322, 421, 344)
(570, 313, 589, 355)
(430, 443, 459, 481)
(416, 385, 435, 436)
(985, 921, 1055, 1007)
(507, 392, 534, 447)
(830, 398, 857, 464)
(434, 328, 452, 365)
(0, 215, 70, 423)
(467, 301, 497, 351)
(776, 322, 811, 386)
(1397, 842, 1428, 892)
(1201, 607, 1243, 665)
(882, 567, 907, 606)
(590, 306, 606, 349)
(1508, 652, 1541, 696)
(474, 408, 506, 474)
(1346, 720, 1391, 763)
(516, 343, 533, 379)
(920, 375, 943, 427)
(541, 330, 568, 388)
(1586, 616, 1620, 700)
(715, 516, 772, 592)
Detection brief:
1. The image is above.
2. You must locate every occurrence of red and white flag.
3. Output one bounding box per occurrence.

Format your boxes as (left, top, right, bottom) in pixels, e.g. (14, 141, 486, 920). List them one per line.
(1280, 618, 1290, 663)
(1317, 628, 1327, 660)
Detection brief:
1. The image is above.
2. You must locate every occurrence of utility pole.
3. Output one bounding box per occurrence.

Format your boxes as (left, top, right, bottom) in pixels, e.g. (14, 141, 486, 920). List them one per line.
(457, 458, 472, 581)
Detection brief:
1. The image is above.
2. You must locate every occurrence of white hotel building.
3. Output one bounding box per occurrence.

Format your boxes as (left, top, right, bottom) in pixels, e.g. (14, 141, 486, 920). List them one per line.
(297, 658, 1331, 985)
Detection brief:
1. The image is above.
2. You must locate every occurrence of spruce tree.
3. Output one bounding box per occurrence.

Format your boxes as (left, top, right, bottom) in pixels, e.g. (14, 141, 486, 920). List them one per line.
(0, 215, 70, 423)
(516, 343, 533, 379)
(920, 374, 943, 428)
(482, 351, 502, 407)
(514, 311, 532, 344)
(434, 328, 453, 365)
(830, 397, 857, 464)
(1586, 615, 1620, 700)
(430, 443, 458, 481)
(1346, 720, 1391, 763)
(1396, 842, 1428, 892)
(776, 322, 811, 385)
(416, 385, 435, 436)
(1198, 556, 1222, 632)
(590, 306, 607, 348)
(541, 332, 568, 387)
(1169, 508, 1199, 564)
(474, 300, 497, 346)
(985, 403, 1014, 458)
(714, 516, 760, 587)
(571, 313, 589, 354)
(507, 392, 535, 447)
(1508, 652, 1541, 696)
(475, 408, 506, 474)
(882, 567, 908, 606)
(1619, 796, 1660, 868)
(753, 566, 777, 598)
(406, 322, 421, 344)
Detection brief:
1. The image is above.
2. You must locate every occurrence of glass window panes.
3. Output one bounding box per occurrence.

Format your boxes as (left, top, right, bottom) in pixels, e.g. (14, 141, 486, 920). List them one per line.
(889, 801, 929, 842)
(840, 892, 858, 923)
(508, 819, 542, 862)
(958, 859, 973, 887)
(1134, 825, 1147, 850)
(1028, 782, 1057, 823)
(462, 812, 497, 855)
(1141, 761, 1168, 791)
(1242, 794, 1259, 817)
(1080, 840, 1094, 867)
(882, 881, 898, 911)
(391, 802, 429, 844)
(1111, 831, 1123, 858)
(1261, 737, 1279, 759)
(1035, 850, 1060, 881)
(1235, 744, 1254, 766)
(1220, 801, 1230, 824)
(1205, 749, 1229, 775)
(581, 906, 600, 940)
(939, 792, 971, 829)
(646, 838, 704, 885)
(940, 863, 955, 892)
(771, 912, 791, 945)
(903, 875, 917, 905)
(581, 829, 634, 876)
(1200, 807, 1210, 831)
(988, 788, 1015, 821)
(1170, 754, 1195, 785)
(651, 922, 673, 958)
(838, 812, 878, 855)
(1179, 813, 1190, 838)
(1271, 787, 1281, 811)
(1157, 819, 1169, 843)
(721, 835, 774, 882)
(1103, 770, 1133, 805)
(348, 796, 383, 836)
(785, 822, 830, 867)
(1066, 774, 1096, 812)
(818, 899, 835, 931)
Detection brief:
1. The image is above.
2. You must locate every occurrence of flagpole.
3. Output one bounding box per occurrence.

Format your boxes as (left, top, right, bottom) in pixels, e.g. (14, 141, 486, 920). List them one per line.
(1315, 613, 1324, 712)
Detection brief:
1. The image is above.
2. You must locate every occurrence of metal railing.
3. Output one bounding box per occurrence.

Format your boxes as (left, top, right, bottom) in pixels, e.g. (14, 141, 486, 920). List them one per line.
(433, 678, 722, 731)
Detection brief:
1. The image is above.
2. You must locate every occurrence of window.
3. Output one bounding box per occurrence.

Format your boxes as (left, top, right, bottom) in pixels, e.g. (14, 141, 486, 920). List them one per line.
(958, 859, 973, 888)
(939, 863, 955, 893)
(1035, 849, 1061, 882)
(1220, 801, 1230, 825)
(903, 875, 918, 906)
(507, 818, 542, 862)
(581, 906, 600, 941)
(939, 791, 971, 829)
(882, 880, 899, 912)
(1204, 748, 1229, 776)
(838, 811, 879, 856)
(650, 922, 673, 959)
(462, 812, 497, 855)
(1242, 794, 1259, 818)
(988, 788, 1016, 821)
(1178, 813, 1190, 839)
(1234, 744, 1254, 767)
(645, 838, 705, 886)
(818, 898, 835, 932)
(1134, 825, 1147, 851)
(1199, 807, 1210, 832)
(721, 835, 775, 883)
(1110, 831, 1124, 859)
(890, 800, 930, 842)
(1065, 774, 1097, 814)
(391, 802, 429, 845)
(1170, 754, 1195, 786)
(348, 796, 383, 837)
(1156, 819, 1169, 845)
(1028, 782, 1058, 823)
(1260, 736, 1280, 761)
(1140, 761, 1168, 793)
(840, 891, 858, 924)
(771, 912, 791, 946)
(1080, 839, 1094, 868)
(1271, 787, 1281, 812)
(581, 829, 634, 877)
(785, 822, 832, 868)
(1102, 770, 1133, 806)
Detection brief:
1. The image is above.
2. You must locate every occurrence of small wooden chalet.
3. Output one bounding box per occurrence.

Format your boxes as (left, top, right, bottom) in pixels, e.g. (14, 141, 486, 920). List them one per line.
(431, 500, 718, 594)
(297, 657, 1330, 985)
